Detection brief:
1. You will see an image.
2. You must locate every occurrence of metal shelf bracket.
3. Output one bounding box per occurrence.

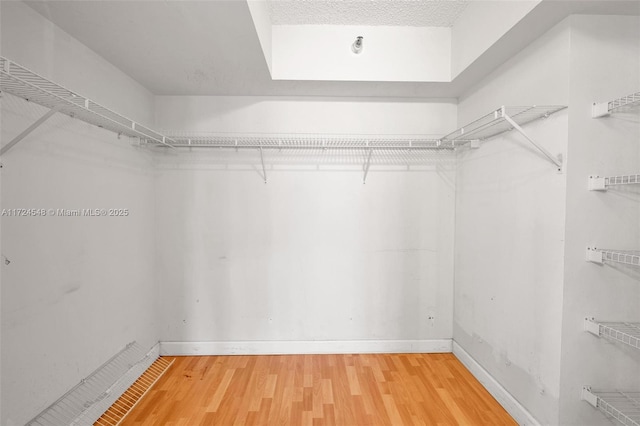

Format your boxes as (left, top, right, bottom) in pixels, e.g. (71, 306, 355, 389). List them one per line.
(501, 108, 562, 171)
(584, 317, 601, 336)
(1, 106, 60, 156)
(586, 247, 604, 264)
(592, 102, 611, 118)
(259, 146, 267, 184)
(363, 148, 373, 184)
(582, 387, 599, 407)
(588, 176, 607, 191)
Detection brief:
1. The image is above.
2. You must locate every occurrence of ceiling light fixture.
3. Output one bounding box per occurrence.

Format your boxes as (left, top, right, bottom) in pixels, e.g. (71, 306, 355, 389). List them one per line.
(351, 36, 364, 54)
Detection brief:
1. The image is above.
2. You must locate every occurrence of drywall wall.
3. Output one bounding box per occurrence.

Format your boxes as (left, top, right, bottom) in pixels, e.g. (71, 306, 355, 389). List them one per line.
(451, 0, 539, 78)
(247, 0, 273, 74)
(558, 15, 640, 425)
(271, 25, 450, 82)
(454, 20, 570, 424)
(1, 3, 159, 424)
(154, 96, 457, 353)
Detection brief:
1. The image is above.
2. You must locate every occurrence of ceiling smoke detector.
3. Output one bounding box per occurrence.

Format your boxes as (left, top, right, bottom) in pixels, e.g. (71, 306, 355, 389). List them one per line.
(351, 36, 363, 54)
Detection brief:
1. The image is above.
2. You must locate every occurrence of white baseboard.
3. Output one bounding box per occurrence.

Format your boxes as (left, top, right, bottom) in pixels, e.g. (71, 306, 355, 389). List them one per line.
(452, 342, 539, 426)
(160, 339, 452, 356)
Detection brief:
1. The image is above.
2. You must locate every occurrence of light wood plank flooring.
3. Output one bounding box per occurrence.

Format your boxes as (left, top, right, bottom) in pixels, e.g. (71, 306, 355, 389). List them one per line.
(119, 353, 516, 425)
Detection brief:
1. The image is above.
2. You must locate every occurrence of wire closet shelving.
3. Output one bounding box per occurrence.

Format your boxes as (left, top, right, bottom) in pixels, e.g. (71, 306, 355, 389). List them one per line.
(589, 174, 640, 191)
(585, 247, 640, 267)
(26, 342, 160, 426)
(0, 57, 175, 154)
(585, 318, 640, 351)
(592, 91, 640, 118)
(586, 247, 640, 267)
(583, 89, 640, 426)
(1, 55, 567, 177)
(582, 389, 640, 426)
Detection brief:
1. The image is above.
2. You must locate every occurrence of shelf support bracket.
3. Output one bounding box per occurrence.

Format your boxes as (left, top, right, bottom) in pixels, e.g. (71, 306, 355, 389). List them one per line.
(502, 112, 562, 171)
(588, 176, 607, 191)
(583, 317, 600, 336)
(1, 106, 60, 156)
(585, 247, 604, 264)
(259, 146, 267, 184)
(581, 387, 598, 407)
(363, 148, 373, 184)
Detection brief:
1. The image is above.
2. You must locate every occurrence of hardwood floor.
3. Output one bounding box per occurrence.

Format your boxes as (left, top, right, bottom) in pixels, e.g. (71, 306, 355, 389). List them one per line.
(119, 353, 516, 425)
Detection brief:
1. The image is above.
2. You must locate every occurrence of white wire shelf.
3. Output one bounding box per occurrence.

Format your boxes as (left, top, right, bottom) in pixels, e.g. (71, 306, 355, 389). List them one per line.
(593, 91, 640, 118)
(0, 56, 568, 172)
(586, 247, 640, 267)
(0, 56, 175, 149)
(440, 105, 567, 145)
(26, 342, 158, 426)
(585, 318, 640, 351)
(582, 388, 640, 426)
(589, 174, 640, 190)
(163, 133, 449, 150)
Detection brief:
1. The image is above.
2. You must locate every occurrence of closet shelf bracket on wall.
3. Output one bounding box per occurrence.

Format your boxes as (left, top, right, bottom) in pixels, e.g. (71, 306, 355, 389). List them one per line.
(363, 148, 373, 184)
(0, 105, 60, 156)
(586, 247, 640, 267)
(259, 146, 267, 183)
(592, 91, 640, 118)
(588, 174, 640, 190)
(440, 105, 566, 171)
(0, 56, 176, 150)
(584, 317, 640, 351)
(581, 387, 640, 426)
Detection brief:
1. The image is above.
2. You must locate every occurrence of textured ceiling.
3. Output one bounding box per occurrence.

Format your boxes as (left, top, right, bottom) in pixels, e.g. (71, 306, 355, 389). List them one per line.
(268, 0, 470, 27)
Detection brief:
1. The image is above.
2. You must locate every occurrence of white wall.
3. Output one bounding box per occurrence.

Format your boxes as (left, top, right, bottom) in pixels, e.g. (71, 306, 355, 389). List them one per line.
(451, 1, 540, 78)
(247, 0, 273, 74)
(558, 15, 640, 425)
(271, 25, 450, 82)
(454, 20, 570, 424)
(155, 96, 457, 353)
(1, 3, 159, 424)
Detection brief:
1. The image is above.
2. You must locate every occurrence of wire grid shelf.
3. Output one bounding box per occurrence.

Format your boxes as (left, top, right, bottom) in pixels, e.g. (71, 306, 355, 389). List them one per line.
(609, 92, 640, 113)
(94, 356, 174, 426)
(583, 389, 640, 426)
(0, 56, 174, 148)
(27, 342, 159, 426)
(1, 56, 566, 166)
(589, 174, 640, 190)
(587, 248, 640, 267)
(589, 320, 640, 350)
(601, 250, 640, 267)
(163, 133, 448, 151)
(605, 175, 640, 187)
(440, 105, 567, 145)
